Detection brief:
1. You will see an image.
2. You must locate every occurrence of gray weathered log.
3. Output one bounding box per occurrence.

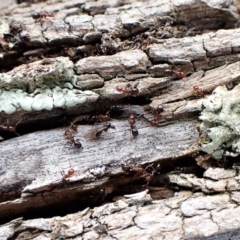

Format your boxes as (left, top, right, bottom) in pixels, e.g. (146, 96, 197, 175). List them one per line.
(1, 0, 240, 239)
(1, 178, 240, 239)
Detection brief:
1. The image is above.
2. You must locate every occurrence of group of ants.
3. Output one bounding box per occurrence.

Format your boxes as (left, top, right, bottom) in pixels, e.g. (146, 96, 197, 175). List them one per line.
(60, 79, 204, 186)
(59, 98, 164, 185)
(1, 11, 206, 187)
(0, 71, 205, 187)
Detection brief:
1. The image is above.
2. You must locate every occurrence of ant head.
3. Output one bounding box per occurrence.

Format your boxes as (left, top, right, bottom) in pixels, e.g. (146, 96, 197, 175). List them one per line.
(132, 126, 138, 136)
(157, 104, 164, 113)
(74, 139, 82, 149)
(106, 123, 115, 129)
(68, 168, 75, 175)
(32, 12, 40, 19)
(131, 87, 139, 96)
(110, 124, 116, 129)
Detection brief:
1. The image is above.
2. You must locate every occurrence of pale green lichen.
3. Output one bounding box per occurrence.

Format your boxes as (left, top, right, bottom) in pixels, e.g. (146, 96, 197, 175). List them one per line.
(14, 90, 33, 111)
(199, 85, 240, 159)
(31, 89, 54, 111)
(0, 57, 78, 92)
(0, 56, 99, 114)
(0, 87, 96, 113)
(0, 90, 20, 114)
(52, 86, 66, 108)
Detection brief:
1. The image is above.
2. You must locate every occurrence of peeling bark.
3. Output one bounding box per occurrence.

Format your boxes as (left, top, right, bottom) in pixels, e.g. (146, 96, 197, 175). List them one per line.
(1, 0, 240, 239)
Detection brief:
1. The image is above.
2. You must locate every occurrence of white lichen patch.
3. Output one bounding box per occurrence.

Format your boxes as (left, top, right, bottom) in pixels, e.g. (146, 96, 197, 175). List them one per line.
(0, 18, 9, 36)
(0, 90, 19, 114)
(0, 57, 77, 92)
(0, 87, 98, 113)
(199, 84, 240, 159)
(0, 56, 101, 113)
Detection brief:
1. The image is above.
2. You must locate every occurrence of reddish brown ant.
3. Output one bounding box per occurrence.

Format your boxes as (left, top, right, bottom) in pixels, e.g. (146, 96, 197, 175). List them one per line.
(121, 163, 145, 174)
(150, 104, 164, 127)
(64, 129, 82, 149)
(122, 163, 159, 185)
(131, 166, 145, 174)
(32, 12, 55, 29)
(128, 114, 138, 137)
(116, 83, 139, 96)
(144, 164, 157, 183)
(128, 114, 136, 128)
(164, 69, 186, 79)
(89, 113, 111, 123)
(59, 159, 76, 185)
(61, 168, 75, 181)
(164, 58, 187, 79)
(142, 171, 156, 185)
(32, 12, 54, 20)
(64, 129, 74, 142)
(193, 86, 205, 97)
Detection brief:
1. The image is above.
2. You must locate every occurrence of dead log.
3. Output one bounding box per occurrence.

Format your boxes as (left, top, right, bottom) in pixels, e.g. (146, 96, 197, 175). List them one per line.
(1, 0, 240, 239)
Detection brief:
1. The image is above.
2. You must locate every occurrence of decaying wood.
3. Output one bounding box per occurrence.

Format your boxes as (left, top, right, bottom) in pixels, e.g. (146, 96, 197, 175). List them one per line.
(2, 179, 240, 240)
(0, 118, 199, 219)
(1, 0, 240, 239)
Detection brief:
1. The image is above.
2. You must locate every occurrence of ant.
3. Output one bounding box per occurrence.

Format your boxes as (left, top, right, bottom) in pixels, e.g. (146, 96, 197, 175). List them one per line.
(130, 166, 145, 174)
(84, 122, 115, 140)
(128, 114, 136, 128)
(32, 12, 55, 29)
(89, 113, 111, 123)
(121, 163, 144, 174)
(164, 69, 186, 79)
(116, 83, 139, 96)
(164, 58, 187, 79)
(142, 164, 158, 185)
(59, 159, 76, 185)
(0, 119, 21, 136)
(193, 86, 205, 97)
(128, 114, 138, 137)
(142, 171, 155, 185)
(150, 105, 164, 127)
(122, 163, 160, 185)
(32, 12, 54, 21)
(61, 168, 75, 182)
(64, 129, 82, 149)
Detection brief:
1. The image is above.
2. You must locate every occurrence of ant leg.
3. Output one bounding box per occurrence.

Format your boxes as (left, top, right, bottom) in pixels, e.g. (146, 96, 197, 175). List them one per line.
(144, 164, 155, 172)
(68, 159, 73, 169)
(62, 141, 72, 152)
(48, 19, 59, 32)
(69, 121, 78, 132)
(14, 119, 22, 136)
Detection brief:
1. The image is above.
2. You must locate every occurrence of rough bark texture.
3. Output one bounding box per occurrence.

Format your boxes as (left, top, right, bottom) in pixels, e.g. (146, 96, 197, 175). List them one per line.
(1, 0, 240, 239)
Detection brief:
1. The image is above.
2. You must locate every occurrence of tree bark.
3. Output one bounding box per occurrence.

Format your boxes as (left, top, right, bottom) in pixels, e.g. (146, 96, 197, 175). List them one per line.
(1, 0, 240, 239)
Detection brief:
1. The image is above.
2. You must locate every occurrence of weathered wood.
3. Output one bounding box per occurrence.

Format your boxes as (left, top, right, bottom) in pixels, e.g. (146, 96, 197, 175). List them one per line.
(0, 118, 199, 220)
(1, 0, 240, 239)
(1, 176, 240, 240)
